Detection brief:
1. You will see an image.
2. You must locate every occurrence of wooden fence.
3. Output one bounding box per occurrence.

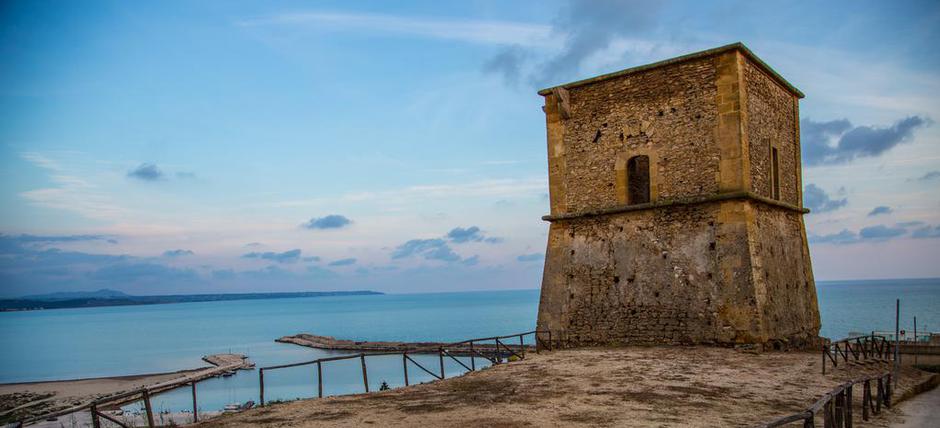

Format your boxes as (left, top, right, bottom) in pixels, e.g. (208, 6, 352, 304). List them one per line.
(13, 330, 554, 427)
(759, 372, 892, 428)
(16, 377, 206, 428)
(822, 334, 892, 375)
(257, 330, 553, 406)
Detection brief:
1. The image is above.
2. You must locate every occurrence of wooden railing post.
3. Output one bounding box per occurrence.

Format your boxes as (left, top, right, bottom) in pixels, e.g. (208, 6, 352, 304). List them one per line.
(317, 361, 323, 398)
(142, 389, 155, 428)
(845, 384, 853, 428)
(519, 334, 525, 359)
(360, 354, 370, 393)
(494, 338, 502, 364)
(875, 377, 883, 414)
(403, 353, 409, 386)
(90, 405, 101, 428)
(803, 413, 814, 428)
(834, 389, 844, 427)
(469, 341, 476, 370)
(885, 374, 892, 408)
(862, 380, 871, 421)
(191, 381, 198, 423)
(259, 368, 265, 406)
(438, 347, 445, 379)
(822, 344, 827, 375)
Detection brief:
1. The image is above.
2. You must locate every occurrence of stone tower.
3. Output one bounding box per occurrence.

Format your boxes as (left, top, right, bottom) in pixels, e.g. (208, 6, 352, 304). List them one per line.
(535, 43, 820, 348)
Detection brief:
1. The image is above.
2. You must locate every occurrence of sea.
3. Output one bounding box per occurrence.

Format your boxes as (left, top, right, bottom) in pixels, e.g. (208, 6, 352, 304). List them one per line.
(1, 278, 938, 413)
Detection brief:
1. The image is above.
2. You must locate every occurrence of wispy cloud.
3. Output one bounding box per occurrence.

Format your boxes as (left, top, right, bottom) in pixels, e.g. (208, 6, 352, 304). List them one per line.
(912, 225, 940, 239)
(859, 225, 907, 241)
(273, 177, 546, 208)
(446, 226, 503, 244)
(801, 116, 930, 166)
(867, 206, 892, 217)
(517, 253, 544, 262)
(19, 152, 128, 221)
(484, 0, 667, 86)
(237, 11, 552, 47)
(808, 222, 939, 245)
(127, 163, 165, 181)
(242, 249, 302, 263)
(302, 214, 352, 230)
(804, 184, 847, 214)
(914, 171, 940, 181)
(328, 258, 357, 267)
(162, 249, 194, 257)
(391, 238, 464, 263)
(3, 234, 114, 245)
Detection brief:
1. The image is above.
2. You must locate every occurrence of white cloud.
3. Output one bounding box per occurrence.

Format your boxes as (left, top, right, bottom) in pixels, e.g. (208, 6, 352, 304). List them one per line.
(270, 177, 547, 208)
(236, 11, 554, 48)
(19, 152, 129, 222)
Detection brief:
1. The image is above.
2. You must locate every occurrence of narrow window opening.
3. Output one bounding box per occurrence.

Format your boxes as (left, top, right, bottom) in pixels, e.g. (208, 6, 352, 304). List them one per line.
(627, 155, 650, 204)
(771, 147, 780, 200)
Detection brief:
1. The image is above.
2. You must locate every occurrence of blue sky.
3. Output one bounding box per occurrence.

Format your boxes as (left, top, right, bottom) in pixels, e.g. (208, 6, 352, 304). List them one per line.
(1, 0, 939, 296)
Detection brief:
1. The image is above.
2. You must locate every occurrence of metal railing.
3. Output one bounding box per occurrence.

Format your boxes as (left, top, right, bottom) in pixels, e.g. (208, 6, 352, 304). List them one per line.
(759, 372, 892, 428)
(257, 330, 553, 406)
(822, 334, 892, 374)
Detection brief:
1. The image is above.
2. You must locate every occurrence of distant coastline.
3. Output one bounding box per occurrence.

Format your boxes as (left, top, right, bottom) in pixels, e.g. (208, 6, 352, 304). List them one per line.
(0, 290, 383, 312)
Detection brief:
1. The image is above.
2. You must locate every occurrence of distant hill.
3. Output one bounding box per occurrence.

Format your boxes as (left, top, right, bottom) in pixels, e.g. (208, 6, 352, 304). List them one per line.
(22, 288, 132, 301)
(0, 290, 384, 311)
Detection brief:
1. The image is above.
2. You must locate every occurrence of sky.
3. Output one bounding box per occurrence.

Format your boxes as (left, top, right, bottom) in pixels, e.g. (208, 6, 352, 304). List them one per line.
(1, 0, 939, 297)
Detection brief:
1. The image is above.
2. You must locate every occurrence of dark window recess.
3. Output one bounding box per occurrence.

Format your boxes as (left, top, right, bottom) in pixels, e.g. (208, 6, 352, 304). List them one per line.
(771, 147, 780, 200)
(627, 155, 651, 204)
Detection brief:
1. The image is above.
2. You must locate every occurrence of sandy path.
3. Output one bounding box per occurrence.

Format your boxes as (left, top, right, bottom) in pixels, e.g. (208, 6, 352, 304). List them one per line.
(198, 347, 933, 428)
(887, 382, 940, 428)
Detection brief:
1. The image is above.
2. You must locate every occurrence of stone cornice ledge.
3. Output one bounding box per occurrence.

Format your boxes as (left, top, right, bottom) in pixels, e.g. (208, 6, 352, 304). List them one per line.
(542, 191, 809, 222)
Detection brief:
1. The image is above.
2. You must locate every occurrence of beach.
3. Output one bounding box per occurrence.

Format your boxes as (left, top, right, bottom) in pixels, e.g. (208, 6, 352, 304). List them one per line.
(0, 354, 250, 424)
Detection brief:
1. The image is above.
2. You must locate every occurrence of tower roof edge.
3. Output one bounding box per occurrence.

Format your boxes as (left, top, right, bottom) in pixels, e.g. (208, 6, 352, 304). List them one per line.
(537, 42, 805, 99)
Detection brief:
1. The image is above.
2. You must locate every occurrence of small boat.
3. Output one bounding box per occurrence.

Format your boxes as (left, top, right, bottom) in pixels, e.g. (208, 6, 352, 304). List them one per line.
(222, 370, 235, 377)
(223, 403, 241, 413)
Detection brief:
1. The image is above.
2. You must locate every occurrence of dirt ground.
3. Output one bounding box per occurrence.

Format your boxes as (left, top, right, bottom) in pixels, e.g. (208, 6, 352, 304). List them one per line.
(198, 347, 935, 428)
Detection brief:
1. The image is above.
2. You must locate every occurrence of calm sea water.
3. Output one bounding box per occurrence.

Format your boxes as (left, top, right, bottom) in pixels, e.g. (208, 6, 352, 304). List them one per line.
(0, 279, 937, 412)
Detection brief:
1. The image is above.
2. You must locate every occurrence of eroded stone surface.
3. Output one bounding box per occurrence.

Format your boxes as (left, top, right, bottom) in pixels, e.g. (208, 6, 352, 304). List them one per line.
(537, 45, 820, 348)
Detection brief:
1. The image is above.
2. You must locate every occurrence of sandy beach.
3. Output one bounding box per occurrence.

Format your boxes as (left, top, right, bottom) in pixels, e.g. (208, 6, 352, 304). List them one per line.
(0, 354, 251, 425)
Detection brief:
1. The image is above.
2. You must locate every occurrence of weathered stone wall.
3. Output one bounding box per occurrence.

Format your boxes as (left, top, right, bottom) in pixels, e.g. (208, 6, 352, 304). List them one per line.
(552, 56, 720, 214)
(537, 44, 820, 348)
(744, 60, 800, 206)
(539, 201, 768, 346)
(747, 203, 820, 345)
(538, 200, 819, 346)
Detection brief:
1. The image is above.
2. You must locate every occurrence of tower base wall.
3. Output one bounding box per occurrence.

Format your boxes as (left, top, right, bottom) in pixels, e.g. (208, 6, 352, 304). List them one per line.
(536, 199, 820, 348)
